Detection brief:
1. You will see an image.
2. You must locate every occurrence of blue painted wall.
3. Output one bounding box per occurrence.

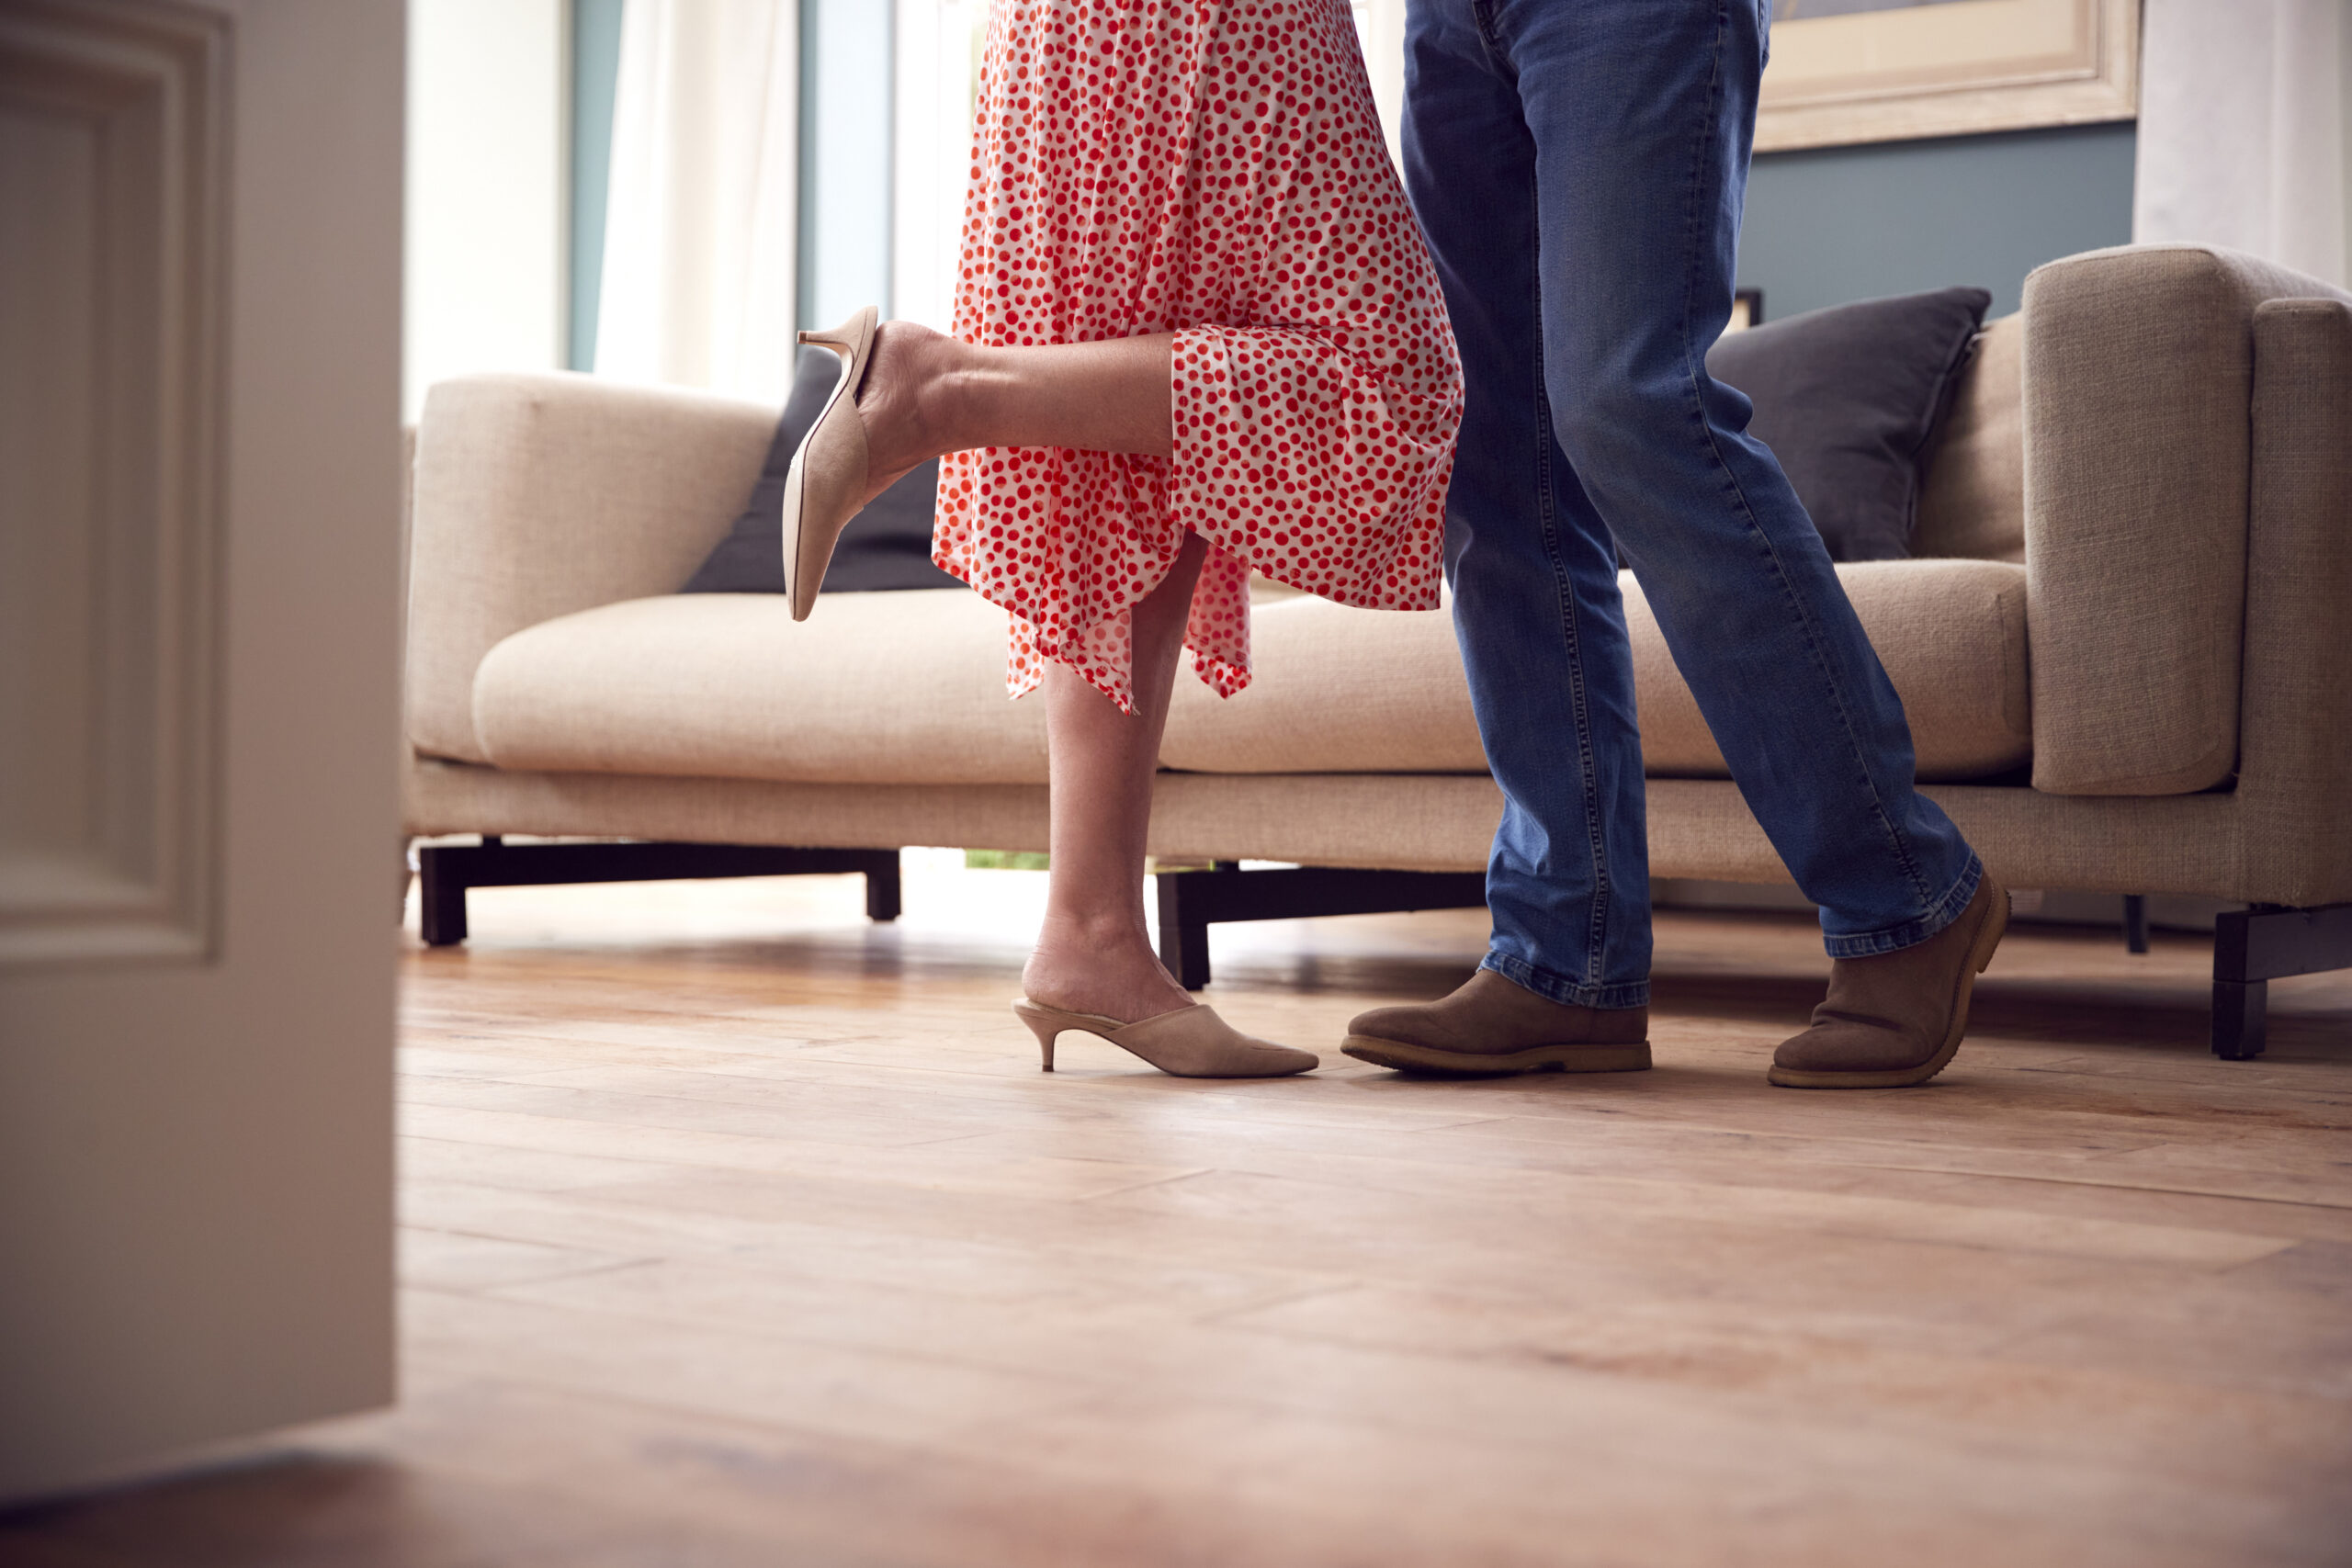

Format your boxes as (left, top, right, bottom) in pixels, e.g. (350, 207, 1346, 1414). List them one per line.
(1738, 122, 2138, 323)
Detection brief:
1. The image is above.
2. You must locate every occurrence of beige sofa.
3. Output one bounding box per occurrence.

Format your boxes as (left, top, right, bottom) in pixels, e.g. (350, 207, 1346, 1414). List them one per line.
(403, 244, 2352, 1055)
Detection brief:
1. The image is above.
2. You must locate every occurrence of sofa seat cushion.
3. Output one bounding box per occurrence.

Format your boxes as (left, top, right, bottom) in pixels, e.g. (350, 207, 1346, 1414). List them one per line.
(1161, 558, 2030, 782)
(1162, 594, 1486, 773)
(470, 589, 1048, 784)
(1628, 559, 2030, 779)
(469, 563, 2028, 787)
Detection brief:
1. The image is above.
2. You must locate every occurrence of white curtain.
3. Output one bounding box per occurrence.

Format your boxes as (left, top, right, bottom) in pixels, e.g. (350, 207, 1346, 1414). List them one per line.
(2133, 0, 2352, 289)
(594, 0, 800, 402)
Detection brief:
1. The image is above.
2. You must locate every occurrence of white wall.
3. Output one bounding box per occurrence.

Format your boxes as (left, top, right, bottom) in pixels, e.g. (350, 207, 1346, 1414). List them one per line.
(892, 0, 986, 332)
(801, 0, 893, 330)
(2134, 0, 2352, 289)
(403, 0, 568, 422)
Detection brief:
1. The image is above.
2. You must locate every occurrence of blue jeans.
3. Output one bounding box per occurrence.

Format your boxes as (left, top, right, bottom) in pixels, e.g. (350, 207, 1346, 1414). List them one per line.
(1402, 0, 1981, 1008)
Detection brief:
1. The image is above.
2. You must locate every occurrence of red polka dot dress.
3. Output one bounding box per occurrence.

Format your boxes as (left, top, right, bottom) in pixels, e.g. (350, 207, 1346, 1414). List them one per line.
(932, 0, 1463, 711)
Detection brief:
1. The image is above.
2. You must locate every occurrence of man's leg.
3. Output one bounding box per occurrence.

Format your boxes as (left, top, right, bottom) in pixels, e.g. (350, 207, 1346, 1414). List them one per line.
(1368, 0, 2004, 1087)
(1343, 0, 1656, 1077)
(1513, 0, 2002, 1087)
(1405, 0, 1655, 1010)
(1480, 0, 1976, 953)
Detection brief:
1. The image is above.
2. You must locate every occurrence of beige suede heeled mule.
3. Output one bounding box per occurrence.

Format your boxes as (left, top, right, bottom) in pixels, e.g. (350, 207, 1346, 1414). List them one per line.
(780, 305, 880, 621)
(1012, 999, 1318, 1077)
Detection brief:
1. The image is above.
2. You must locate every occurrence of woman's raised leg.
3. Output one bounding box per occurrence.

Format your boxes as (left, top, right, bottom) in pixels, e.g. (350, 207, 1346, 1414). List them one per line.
(851, 322, 1176, 499)
(1018, 531, 1204, 1024)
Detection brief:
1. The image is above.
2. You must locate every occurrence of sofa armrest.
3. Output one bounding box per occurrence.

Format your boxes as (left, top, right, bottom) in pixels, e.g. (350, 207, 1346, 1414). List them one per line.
(404, 372, 775, 763)
(2234, 298, 2352, 906)
(2022, 243, 2351, 796)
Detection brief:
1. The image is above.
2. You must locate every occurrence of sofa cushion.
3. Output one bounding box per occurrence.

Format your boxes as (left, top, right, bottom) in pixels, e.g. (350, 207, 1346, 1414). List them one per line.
(1625, 560, 2030, 779)
(680, 348, 961, 596)
(472, 590, 1047, 784)
(2023, 243, 2352, 797)
(1914, 313, 2025, 563)
(1160, 559, 2030, 782)
(406, 374, 778, 766)
(473, 564, 2028, 787)
(1162, 594, 1487, 773)
(1705, 286, 1992, 561)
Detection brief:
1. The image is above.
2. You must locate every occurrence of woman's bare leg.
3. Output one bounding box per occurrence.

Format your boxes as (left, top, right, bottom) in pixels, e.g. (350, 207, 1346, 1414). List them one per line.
(1018, 531, 1207, 1023)
(854, 322, 1174, 497)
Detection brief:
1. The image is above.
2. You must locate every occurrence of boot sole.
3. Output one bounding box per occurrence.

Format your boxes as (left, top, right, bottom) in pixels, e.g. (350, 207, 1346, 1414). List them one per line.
(1768, 886, 2010, 1089)
(1340, 1036, 1652, 1077)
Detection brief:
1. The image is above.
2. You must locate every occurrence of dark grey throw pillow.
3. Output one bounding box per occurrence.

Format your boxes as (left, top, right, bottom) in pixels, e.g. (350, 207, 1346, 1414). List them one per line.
(681, 348, 962, 594)
(1705, 285, 1992, 562)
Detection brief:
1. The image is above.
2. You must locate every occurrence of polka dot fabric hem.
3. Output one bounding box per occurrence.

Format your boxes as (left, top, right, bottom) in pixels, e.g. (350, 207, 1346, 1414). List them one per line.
(932, 0, 1463, 711)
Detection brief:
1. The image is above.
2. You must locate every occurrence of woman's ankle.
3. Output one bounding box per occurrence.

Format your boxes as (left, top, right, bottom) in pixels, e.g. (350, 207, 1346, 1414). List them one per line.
(1023, 923, 1193, 1021)
(1035, 907, 1148, 950)
(925, 344, 1003, 456)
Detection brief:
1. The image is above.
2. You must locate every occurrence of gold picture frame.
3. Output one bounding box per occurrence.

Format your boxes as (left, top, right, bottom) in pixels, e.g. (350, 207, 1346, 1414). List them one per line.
(1757, 0, 2141, 152)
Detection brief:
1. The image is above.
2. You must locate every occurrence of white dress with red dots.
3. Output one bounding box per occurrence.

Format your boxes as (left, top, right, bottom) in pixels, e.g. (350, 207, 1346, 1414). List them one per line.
(932, 0, 1463, 711)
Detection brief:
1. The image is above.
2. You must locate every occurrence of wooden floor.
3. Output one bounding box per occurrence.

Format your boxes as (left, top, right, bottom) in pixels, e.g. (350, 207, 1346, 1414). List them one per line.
(6, 855, 2350, 1567)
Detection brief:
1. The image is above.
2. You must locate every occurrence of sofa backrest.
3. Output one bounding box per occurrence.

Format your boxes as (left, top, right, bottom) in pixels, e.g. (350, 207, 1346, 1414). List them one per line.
(405, 372, 775, 765)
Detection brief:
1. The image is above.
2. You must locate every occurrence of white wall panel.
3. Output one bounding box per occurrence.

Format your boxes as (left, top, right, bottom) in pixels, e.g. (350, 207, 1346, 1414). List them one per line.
(0, 0, 226, 968)
(0, 0, 401, 1503)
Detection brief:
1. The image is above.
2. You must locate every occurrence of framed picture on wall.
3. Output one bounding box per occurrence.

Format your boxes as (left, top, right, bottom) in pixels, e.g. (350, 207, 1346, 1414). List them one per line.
(1758, 0, 2141, 152)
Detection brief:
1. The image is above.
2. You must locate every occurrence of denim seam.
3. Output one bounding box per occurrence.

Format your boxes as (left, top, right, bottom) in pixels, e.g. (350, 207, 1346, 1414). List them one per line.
(1672, 0, 1933, 919)
(1821, 853, 1984, 959)
(1469, 0, 1508, 71)
(1527, 237, 1616, 996)
(1481, 951, 1651, 1011)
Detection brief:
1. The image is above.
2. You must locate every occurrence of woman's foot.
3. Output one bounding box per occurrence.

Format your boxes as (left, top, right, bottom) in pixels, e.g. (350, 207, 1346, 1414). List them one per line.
(1021, 916, 1197, 1025)
(852, 320, 966, 503)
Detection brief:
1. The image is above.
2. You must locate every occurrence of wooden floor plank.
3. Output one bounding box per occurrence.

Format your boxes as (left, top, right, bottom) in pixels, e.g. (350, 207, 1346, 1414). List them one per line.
(6, 866, 2346, 1565)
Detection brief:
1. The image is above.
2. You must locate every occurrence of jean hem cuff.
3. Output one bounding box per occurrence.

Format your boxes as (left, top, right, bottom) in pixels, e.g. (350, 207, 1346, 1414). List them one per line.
(1821, 855, 1984, 960)
(1480, 953, 1650, 1010)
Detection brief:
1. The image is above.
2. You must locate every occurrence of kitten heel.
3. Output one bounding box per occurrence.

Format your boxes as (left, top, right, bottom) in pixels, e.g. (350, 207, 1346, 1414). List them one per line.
(1014, 1003, 1060, 1072)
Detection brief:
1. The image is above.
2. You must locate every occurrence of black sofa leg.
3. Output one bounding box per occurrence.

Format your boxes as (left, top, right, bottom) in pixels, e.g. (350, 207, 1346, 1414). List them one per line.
(2211, 978, 2267, 1061)
(420, 852, 470, 947)
(2122, 894, 2149, 954)
(1155, 862, 1229, 991)
(1153, 862, 1490, 991)
(412, 839, 906, 947)
(2211, 901, 2352, 1059)
(865, 858, 902, 922)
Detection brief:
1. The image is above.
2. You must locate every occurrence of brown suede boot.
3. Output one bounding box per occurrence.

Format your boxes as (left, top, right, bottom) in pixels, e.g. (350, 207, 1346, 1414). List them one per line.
(1342, 969, 1651, 1077)
(1770, 875, 2009, 1089)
